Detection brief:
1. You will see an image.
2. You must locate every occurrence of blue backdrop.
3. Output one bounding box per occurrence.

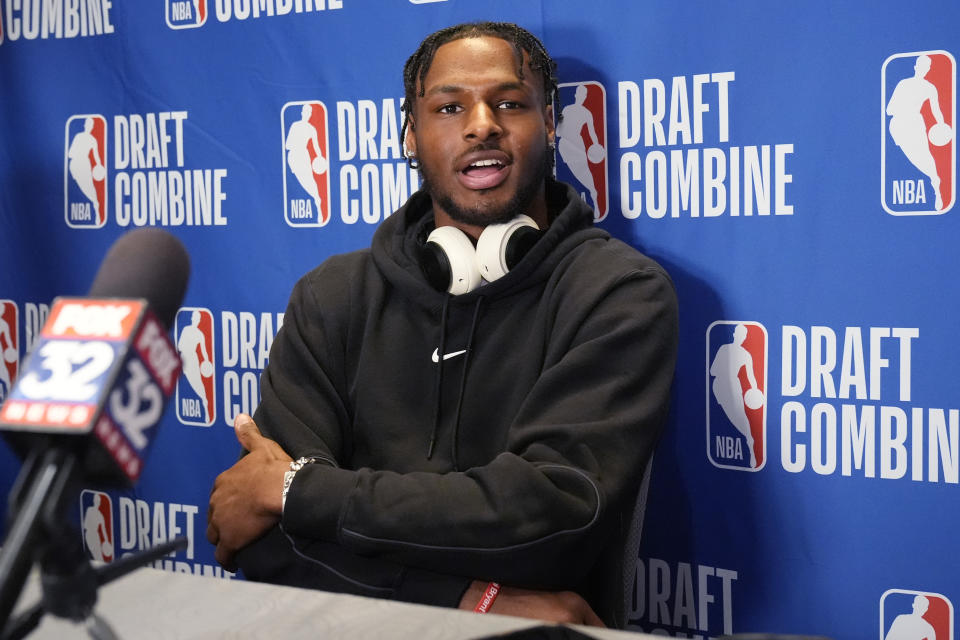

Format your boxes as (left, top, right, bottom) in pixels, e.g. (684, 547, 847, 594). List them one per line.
(1, 2, 957, 638)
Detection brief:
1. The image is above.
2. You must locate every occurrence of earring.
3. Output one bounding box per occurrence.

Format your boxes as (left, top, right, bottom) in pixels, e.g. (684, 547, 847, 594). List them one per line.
(404, 148, 419, 169)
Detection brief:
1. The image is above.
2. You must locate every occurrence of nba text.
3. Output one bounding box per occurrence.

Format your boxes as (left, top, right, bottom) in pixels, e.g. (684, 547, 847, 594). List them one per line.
(780, 325, 958, 483)
(618, 73, 795, 219)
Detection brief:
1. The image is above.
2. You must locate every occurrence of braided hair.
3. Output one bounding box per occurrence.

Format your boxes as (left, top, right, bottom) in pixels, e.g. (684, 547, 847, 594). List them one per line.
(399, 22, 559, 169)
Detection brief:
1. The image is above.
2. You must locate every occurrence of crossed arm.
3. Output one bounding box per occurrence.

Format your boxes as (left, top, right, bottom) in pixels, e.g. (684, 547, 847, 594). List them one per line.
(206, 413, 604, 625)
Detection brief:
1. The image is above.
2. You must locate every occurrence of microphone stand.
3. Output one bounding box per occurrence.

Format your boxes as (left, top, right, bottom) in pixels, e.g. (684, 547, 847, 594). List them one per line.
(0, 445, 188, 640)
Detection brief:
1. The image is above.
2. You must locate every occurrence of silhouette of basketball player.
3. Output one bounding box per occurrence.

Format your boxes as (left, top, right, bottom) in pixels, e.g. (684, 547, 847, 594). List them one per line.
(177, 310, 212, 422)
(710, 324, 761, 467)
(557, 84, 602, 212)
(68, 117, 105, 220)
(887, 55, 949, 210)
(193, 0, 202, 23)
(83, 494, 111, 562)
(885, 595, 937, 640)
(0, 314, 13, 401)
(286, 104, 326, 217)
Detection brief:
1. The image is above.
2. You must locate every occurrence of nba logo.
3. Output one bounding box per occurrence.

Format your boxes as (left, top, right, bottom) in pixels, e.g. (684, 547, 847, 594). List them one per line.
(282, 101, 331, 227)
(556, 81, 609, 221)
(0, 300, 18, 403)
(64, 114, 108, 229)
(80, 490, 115, 563)
(175, 307, 216, 426)
(881, 590, 953, 640)
(166, 0, 207, 28)
(882, 50, 956, 215)
(706, 321, 767, 471)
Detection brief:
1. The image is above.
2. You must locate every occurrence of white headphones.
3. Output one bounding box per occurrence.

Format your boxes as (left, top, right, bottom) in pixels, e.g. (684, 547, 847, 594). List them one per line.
(419, 215, 542, 295)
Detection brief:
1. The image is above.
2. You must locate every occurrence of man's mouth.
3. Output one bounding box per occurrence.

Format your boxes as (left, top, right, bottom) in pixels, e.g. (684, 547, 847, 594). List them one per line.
(458, 155, 510, 190)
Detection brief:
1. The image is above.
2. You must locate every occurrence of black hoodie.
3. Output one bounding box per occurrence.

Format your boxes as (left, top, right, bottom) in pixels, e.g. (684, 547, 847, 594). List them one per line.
(238, 182, 678, 627)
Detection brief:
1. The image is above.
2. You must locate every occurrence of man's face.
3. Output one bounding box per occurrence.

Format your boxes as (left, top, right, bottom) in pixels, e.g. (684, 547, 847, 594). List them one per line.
(407, 36, 555, 231)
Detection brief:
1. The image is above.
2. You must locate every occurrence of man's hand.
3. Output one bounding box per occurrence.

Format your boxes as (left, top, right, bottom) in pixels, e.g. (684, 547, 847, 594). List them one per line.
(458, 581, 605, 627)
(206, 413, 292, 571)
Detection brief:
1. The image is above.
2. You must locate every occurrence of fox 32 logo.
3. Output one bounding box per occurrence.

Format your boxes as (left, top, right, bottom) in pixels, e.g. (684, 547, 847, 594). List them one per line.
(555, 81, 608, 222)
(65, 114, 108, 229)
(0, 300, 18, 403)
(882, 50, 956, 215)
(881, 590, 953, 640)
(80, 490, 115, 563)
(166, 0, 207, 28)
(706, 321, 767, 471)
(175, 307, 216, 426)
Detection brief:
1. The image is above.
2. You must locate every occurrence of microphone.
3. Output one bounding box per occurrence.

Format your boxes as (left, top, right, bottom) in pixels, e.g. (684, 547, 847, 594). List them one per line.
(0, 229, 190, 633)
(1, 228, 189, 483)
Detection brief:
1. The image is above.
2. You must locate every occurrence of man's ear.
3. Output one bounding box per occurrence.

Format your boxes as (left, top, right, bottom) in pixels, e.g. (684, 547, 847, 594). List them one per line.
(405, 116, 418, 158)
(544, 104, 556, 146)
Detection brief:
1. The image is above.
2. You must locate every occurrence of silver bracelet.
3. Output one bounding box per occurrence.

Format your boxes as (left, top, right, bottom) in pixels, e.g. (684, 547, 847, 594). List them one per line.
(281, 457, 315, 512)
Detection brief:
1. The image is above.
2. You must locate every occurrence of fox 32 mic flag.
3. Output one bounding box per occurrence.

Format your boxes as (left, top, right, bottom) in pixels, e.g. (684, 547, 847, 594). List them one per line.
(1, 297, 180, 484)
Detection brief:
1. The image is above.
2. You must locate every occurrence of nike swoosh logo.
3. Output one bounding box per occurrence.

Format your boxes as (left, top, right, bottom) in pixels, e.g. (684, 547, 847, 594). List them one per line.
(431, 348, 467, 363)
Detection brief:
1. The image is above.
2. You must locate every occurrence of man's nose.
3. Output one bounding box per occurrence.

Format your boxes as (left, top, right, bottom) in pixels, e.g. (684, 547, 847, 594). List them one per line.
(464, 103, 503, 141)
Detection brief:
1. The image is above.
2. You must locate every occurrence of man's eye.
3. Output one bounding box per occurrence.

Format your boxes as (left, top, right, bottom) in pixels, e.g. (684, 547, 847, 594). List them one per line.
(498, 101, 522, 110)
(438, 104, 461, 114)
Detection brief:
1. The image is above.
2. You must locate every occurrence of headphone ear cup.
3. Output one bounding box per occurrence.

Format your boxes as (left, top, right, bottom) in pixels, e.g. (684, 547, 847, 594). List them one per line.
(422, 226, 482, 295)
(475, 215, 541, 282)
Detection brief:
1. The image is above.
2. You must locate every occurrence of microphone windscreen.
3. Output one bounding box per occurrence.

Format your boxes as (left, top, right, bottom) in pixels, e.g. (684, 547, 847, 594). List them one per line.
(88, 229, 190, 330)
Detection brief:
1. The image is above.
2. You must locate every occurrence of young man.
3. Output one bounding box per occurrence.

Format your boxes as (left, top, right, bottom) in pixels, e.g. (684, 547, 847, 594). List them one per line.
(206, 22, 678, 627)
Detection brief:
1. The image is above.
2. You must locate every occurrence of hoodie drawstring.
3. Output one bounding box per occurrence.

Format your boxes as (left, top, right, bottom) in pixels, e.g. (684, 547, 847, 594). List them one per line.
(450, 296, 484, 471)
(426, 295, 450, 459)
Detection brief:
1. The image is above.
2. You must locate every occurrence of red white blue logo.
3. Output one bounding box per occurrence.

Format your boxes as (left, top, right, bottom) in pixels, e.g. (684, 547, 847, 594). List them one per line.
(706, 321, 767, 471)
(65, 114, 108, 229)
(882, 50, 956, 215)
(175, 307, 216, 426)
(0, 300, 18, 403)
(556, 82, 609, 221)
(80, 489, 115, 563)
(282, 101, 331, 227)
(881, 590, 953, 640)
(166, 0, 207, 28)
